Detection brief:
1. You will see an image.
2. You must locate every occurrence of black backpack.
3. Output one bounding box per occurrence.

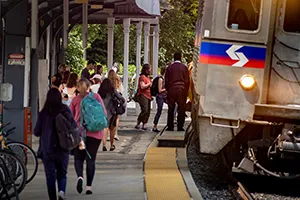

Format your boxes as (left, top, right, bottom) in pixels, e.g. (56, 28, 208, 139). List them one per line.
(150, 76, 162, 97)
(112, 92, 126, 115)
(55, 110, 81, 151)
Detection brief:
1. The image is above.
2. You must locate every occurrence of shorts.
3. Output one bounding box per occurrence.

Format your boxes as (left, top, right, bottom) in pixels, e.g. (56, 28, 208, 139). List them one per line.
(107, 115, 118, 128)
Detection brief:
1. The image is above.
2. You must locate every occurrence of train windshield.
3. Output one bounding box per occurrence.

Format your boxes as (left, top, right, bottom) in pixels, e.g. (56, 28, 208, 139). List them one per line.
(227, 0, 261, 31)
(284, 0, 300, 33)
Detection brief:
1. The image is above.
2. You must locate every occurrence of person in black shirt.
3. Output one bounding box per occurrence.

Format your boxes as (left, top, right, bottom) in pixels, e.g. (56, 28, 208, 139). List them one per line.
(91, 65, 103, 77)
(165, 52, 189, 131)
(81, 60, 96, 80)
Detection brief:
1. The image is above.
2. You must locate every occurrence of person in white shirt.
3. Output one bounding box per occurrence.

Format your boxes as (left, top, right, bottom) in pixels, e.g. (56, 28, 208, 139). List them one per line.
(90, 74, 102, 93)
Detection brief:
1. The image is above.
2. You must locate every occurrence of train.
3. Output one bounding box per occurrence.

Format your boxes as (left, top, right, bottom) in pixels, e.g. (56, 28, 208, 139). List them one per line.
(189, 0, 300, 179)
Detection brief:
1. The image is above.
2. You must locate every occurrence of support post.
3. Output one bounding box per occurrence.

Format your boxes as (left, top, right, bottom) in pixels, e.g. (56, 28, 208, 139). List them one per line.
(135, 21, 142, 91)
(135, 21, 142, 113)
(107, 17, 115, 70)
(152, 24, 159, 79)
(152, 24, 160, 110)
(82, 3, 88, 61)
(30, 0, 38, 127)
(144, 22, 150, 64)
(46, 26, 51, 76)
(123, 18, 130, 116)
(51, 36, 57, 75)
(63, 0, 69, 50)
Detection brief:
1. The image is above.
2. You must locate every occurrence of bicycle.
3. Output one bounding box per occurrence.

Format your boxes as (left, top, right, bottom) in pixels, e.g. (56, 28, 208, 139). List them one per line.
(0, 131, 27, 199)
(1, 122, 38, 184)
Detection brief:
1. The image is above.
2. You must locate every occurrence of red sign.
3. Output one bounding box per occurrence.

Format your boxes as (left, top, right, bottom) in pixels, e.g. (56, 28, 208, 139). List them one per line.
(8, 54, 25, 59)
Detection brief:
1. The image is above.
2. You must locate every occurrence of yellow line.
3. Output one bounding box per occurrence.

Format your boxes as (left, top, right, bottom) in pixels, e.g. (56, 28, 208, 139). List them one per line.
(145, 147, 190, 200)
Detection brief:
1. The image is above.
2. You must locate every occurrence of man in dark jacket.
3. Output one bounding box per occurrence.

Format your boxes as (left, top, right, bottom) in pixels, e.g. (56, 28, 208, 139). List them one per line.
(165, 52, 190, 131)
(81, 60, 96, 80)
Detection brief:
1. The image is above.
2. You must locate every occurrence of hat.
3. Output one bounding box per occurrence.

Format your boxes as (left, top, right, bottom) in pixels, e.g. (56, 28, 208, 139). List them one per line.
(90, 74, 102, 80)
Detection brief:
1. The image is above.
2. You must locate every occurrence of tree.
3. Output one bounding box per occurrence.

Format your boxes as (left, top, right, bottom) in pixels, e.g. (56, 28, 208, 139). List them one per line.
(66, 0, 199, 74)
(159, 0, 199, 66)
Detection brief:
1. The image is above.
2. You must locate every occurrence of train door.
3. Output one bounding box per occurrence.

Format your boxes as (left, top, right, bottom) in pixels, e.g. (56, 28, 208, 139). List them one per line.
(268, 0, 300, 105)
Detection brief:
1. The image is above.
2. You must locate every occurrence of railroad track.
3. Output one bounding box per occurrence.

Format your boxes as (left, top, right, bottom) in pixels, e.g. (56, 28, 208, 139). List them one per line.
(234, 172, 300, 200)
(237, 182, 254, 200)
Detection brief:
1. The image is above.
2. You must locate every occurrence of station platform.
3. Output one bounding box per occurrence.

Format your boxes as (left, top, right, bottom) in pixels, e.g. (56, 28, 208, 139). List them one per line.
(18, 110, 201, 200)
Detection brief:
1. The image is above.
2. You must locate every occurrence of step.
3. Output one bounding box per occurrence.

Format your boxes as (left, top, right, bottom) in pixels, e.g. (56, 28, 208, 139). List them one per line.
(157, 130, 185, 148)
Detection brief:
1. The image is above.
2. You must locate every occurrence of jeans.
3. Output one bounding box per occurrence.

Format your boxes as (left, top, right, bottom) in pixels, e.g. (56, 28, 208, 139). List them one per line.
(153, 95, 164, 125)
(43, 154, 69, 200)
(137, 95, 151, 124)
(74, 137, 101, 186)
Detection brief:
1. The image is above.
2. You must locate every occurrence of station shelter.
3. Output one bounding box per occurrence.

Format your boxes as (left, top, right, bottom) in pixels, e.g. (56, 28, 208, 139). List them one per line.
(0, 0, 161, 144)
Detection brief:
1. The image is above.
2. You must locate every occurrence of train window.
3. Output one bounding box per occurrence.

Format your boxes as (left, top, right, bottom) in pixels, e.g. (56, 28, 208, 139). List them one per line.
(227, 0, 262, 31)
(283, 0, 300, 33)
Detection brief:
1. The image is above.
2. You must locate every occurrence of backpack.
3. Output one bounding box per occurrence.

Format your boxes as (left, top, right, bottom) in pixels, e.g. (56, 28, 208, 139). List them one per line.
(80, 93, 108, 132)
(150, 76, 162, 97)
(56, 110, 81, 151)
(112, 92, 126, 115)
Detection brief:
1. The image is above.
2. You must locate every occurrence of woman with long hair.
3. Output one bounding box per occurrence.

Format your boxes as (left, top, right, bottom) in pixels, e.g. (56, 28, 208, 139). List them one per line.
(70, 78, 106, 195)
(34, 88, 74, 200)
(107, 69, 123, 141)
(62, 73, 78, 106)
(135, 64, 152, 130)
(98, 78, 123, 151)
(152, 66, 167, 133)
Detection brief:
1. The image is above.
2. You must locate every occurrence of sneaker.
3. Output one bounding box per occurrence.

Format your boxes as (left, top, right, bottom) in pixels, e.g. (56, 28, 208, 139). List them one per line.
(86, 190, 93, 195)
(152, 128, 160, 133)
(58, 191, 66, 200)
(114, 135, 120, 141)
(110, 145, 116, 151)
(76, 177, 83, 194)
(135, 125, 140, 130)
(142, 127, 149, 131)
(103, 146, 107, 151)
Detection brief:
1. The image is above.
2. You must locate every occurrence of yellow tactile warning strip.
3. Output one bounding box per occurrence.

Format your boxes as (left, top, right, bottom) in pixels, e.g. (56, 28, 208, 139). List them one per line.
(145, 147, 190, 200)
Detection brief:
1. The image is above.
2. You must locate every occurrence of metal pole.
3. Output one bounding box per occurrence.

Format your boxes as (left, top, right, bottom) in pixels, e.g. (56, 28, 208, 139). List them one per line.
(82, 3, 88, 61)
(135, 21, 142, 90)
(30, 0, 39, 126)
(107, 17, 115, 70)
(63, 0, 69, 50)
(144, 22, 150, 64)
(123, 18, 130, 116)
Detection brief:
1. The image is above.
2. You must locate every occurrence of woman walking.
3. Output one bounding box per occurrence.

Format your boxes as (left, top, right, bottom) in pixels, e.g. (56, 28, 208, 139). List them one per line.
(108, 69, 123, 141)
(62, 73, 78, 106)
(135, 64, 152, 130)
(34, 88, 74, 200)
(70, 78, 106, 195)
(152, 66, 167, 133)
(98, 78, 124, 151)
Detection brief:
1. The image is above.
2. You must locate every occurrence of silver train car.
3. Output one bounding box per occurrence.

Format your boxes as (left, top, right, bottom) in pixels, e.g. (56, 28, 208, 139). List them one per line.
(190, 0, 300, 178)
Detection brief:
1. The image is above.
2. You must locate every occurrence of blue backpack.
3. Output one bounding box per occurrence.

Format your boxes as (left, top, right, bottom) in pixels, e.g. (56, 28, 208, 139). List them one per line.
(80, 93, 108, 132)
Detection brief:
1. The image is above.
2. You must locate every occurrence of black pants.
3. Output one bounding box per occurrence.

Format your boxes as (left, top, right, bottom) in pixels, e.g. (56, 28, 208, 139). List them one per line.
(137, 94, 151, 124)
(167, 86, 187, 130)
(74, 137, 101, 186)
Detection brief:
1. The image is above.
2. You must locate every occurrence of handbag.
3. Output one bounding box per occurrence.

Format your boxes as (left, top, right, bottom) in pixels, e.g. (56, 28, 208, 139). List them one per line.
(133, 89, 139, 102)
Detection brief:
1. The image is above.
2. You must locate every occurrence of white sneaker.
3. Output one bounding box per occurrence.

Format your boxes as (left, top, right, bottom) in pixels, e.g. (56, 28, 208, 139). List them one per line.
(114, 135, 120, 141)
(58, 191, 66, 200)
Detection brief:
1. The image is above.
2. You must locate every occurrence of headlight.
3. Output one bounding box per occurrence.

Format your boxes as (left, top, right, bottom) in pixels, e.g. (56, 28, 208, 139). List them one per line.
(239, 74, 256, 90)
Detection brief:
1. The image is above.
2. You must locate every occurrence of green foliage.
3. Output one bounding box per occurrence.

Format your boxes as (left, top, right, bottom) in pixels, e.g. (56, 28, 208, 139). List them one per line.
(65, 25, 85, 74)
(159, 0, 199, 66)
(66, 0, 199, 74)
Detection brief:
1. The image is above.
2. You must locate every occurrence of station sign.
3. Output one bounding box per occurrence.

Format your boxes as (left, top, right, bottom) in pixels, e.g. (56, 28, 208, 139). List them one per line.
(8, 54, 25, 66)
